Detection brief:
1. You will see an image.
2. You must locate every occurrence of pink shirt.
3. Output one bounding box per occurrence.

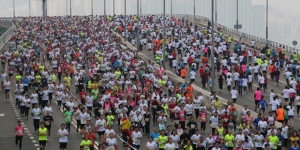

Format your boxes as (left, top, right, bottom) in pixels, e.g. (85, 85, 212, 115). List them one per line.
(254, 90, 262, 100)
(241, 65, 246, 72)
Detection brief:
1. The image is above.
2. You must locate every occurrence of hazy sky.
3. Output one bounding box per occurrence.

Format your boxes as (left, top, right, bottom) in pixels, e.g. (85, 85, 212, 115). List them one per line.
(252, 0, 300, 14)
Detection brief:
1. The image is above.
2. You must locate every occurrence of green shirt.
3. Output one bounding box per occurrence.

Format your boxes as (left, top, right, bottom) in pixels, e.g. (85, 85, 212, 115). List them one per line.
(64, 111, 72, 123)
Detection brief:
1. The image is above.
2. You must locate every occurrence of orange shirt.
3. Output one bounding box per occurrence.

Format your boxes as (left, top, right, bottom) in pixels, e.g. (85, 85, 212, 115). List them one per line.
(181, 69, 187, 77)
(276, 108, 284, 120)
(186, 86, 193, 93)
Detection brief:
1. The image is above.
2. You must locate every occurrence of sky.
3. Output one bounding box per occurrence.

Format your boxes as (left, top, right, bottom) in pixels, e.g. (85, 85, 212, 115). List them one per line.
(252, 0, 300, 14)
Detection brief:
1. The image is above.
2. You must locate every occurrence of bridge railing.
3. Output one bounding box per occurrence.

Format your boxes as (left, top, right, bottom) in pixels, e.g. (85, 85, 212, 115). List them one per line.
(144, 13, 299, 55)
(0, 20, 15, 51)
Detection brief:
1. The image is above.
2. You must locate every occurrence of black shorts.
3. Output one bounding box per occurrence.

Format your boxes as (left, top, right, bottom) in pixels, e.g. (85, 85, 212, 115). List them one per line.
(39, 140, 47, 146)
(45, 125, 51, 130)
(190, 79, 195, 82)
(5, 89, 10, 93)
(133, 144, 140, 149)
(59, 142, 68, 149)
(170, 114, 175, 119)
(186, 114, 192, 117)
(80, 124, 86, 129)
(98, 131, 105, 136)
(255, 100, 259, 105)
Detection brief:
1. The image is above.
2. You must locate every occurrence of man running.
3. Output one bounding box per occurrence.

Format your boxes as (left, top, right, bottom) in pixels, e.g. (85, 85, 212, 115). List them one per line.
(38, 122, 49, 150)
(43, 111, 54, 141)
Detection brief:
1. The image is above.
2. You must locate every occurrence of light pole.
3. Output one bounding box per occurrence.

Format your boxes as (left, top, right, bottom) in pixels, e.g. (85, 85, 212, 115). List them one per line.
(171, 0, 172, 16)
(13, 0, 16, 17)
(124, 0, 127, 41)
(193, 0, 195, 21)
(70, 0, 72, 16)
(29, 0, 31, 16)
(66, 0, 67, 15)
(113, 0, 115, 16)
(140, 0, 142, 15)
(215, 0, 217, 23)
(236, 0, 238, 31)
(104, 0, 106, 17)
(266, 0, 268, 41)
(211, 0, 215, 92)
(136, 0, 140, 51)
(91, 0, 93, 16)
(162, 0, 166, 68)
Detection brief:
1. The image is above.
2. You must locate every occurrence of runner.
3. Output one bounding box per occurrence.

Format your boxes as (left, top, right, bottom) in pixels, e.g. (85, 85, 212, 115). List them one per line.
(57, 123, 69, 150)
(43, 111, 54, 141)
(38, 122, 49, 150)
(15, 120, 24, 150)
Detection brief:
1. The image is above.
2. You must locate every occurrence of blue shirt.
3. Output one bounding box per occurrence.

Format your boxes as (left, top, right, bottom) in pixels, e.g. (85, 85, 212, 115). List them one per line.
(258, 99, 267, 109)
(238, 78, 243, 86)
(253, 118, 261, 130)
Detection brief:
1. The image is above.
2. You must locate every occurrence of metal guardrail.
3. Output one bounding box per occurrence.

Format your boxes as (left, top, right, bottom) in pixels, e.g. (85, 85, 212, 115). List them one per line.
(143, 13, 300, 55)
(0, 20, 15, 50)
(0, 21, 14, 40)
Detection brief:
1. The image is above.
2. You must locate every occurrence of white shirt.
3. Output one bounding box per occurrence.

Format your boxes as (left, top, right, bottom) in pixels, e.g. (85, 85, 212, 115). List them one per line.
(190, 71, 196, 79)
(95, 119, 106, 132)
(254, 134, 264, 147)
(165, 143, 176, 150)
(132, 131, 142, 145)
(31, 108, 41, 119)
(231, 90, 238, 99)
(146, 141, 157, 149)
(106, 138, 117, 148)
(57, 129, 69, 143)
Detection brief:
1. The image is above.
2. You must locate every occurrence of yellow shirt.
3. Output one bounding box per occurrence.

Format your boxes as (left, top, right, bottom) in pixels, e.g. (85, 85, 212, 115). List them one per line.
(63, 76, 71, 86)
(269, 135, 279, 149)
(38, 128, 47, 141)
(158, 135, 168, 148)
(80, 139, 92, 149)
(224, 134, 234, 147)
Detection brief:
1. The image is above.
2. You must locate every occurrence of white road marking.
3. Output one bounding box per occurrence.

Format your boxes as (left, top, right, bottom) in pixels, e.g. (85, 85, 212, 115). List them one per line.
(0, 113, 5, 117)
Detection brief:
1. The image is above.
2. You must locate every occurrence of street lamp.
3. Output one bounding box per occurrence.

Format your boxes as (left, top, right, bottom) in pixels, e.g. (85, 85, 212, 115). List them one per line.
(236, 0, 238, 31)
(136, 0, 140, 51)
(124, 0, 127, 41)
(29, 0, 31, 16)
(162, 0, 166, 68)
(13, 0, 16, 17)
(266, 0, 268, 40)
(91, 0, 93, 16)
(70, 0, 72, 16)
(211, 0, 215, 92)
(171, 0, 172, 16)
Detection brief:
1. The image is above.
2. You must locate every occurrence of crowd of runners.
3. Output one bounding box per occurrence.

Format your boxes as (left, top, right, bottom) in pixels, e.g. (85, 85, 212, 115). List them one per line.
(1, 13, 300, 150)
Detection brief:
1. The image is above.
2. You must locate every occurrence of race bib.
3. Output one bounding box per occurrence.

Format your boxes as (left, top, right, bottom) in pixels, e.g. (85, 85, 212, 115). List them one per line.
(212, 123, 218, 128)
(134, 139, 140, 145)
(154, 138, 158, 142)
(45, 121, 50, 125)
(174, 120, 179, 124)
(191, 124, 195, 129)
(153, 105, 157, 109)
(194, 104, 200, 107)
(145, 118, 149, 122)
(81, 119, 86, 124)
(82, 95, 86, 98)
(227, 141, 233, 147)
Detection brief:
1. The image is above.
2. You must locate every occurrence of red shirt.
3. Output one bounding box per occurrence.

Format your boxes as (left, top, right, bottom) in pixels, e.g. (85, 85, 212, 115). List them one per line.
(87, 133, 96, 147)
(168, 103, 177, 114)
(79, 91, 86, 101)
(221, 114, 229, 127)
